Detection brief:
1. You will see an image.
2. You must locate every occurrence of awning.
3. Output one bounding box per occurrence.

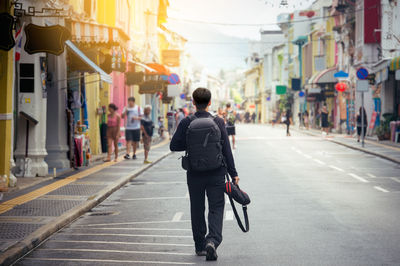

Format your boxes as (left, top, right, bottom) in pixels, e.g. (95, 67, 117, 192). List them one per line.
(312, 67, 337, 84)
(146, 63, 170, 75)
(390, 56, 400, 71)
(67, 19, 129, 47)
(66, 40, 112, 84)
(129, 60, 157, 73)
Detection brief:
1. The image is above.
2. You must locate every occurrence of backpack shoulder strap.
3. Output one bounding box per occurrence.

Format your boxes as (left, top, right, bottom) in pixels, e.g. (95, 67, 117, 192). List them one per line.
(188, 114, 197, 123)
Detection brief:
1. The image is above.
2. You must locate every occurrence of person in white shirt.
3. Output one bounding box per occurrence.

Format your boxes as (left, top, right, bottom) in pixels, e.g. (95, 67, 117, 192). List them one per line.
(121, 97, 143, 160)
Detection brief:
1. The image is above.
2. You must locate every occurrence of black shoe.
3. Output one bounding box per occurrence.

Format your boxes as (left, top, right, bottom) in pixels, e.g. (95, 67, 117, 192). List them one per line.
(132, 154, 137, 160)
(196, 250, 207, 256)
(205, 242, 218, 261)
(124, 154, 130, 160)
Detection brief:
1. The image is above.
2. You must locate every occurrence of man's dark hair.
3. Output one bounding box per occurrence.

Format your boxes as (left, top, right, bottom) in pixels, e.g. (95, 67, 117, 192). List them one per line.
(108, 103, 118, 111)
(226, 103, 231, 108)
(192, 88, 211, 110)
(128, 96, 135, 102)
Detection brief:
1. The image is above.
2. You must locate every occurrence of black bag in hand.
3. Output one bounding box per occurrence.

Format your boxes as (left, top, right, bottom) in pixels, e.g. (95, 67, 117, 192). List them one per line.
(225, 175, 250, 232)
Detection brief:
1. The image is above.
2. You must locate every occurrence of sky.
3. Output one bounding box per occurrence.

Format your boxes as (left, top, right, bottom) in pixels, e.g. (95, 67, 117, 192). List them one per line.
(165, 0, 314, 73)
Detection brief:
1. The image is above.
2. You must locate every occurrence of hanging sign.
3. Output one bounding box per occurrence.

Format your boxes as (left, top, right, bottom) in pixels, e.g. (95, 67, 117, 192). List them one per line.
(291, 78, 301, 91)
(356, 67, 369, 80)
(0, 13, 15, 51)
(335, 82, 347, 92)
(24, 24, 71, 55)
(161, 50, 181, 67)
(333, 70, 349, 78)
(276, 85, 287, 95)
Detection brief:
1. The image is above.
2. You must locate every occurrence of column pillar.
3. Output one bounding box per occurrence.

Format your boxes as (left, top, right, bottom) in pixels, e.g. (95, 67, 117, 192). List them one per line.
(45, 53, 69, 168)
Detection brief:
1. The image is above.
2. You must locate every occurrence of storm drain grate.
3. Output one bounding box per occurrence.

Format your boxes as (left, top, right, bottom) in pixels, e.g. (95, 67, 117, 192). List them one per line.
(0, 223, 42, 239)
(47, 184, 105, 196)
(0, 199, 83, 217)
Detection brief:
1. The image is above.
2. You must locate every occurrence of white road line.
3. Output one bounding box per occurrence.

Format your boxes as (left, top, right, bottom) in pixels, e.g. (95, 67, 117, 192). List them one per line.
(122, 197, 187, 201)
(329, 165, 345, 172)
(367, 173, 376, 178)
(313, 159, 326, 165)
(225, 210, 234, 221)
(72, 227, 191, 231)
(296, 150, 303, 154)
(50, 240, 193, 247)
(391, 177, 400, 183)
(348, 173, 369, 183)
(39, 248, 192, 256)
(374, 186, 389, 193)
(24, 258, 195, 265)
(171, 212, 184, 222)
(60, 233, 192, 238)
(76, 220, 191, 227)
(303, 154, 312, 159)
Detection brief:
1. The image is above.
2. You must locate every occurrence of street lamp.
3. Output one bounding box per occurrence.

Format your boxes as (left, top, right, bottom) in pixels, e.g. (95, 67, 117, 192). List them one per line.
(292, 36, 308, 127)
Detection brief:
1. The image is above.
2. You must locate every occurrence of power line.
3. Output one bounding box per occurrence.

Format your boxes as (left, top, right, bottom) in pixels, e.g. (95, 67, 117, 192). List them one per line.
(154, 3, 382, 27)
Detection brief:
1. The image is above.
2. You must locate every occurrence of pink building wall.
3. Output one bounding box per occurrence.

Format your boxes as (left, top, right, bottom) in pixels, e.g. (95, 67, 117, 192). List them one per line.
(111, 71, 128, 146)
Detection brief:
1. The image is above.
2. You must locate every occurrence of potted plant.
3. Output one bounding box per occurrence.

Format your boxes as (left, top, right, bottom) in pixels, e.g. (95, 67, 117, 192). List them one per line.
(376, 119, 390, 140)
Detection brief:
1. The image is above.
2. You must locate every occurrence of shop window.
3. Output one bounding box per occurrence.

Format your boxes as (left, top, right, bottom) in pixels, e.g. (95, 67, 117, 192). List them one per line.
(20, 64, 34, 93)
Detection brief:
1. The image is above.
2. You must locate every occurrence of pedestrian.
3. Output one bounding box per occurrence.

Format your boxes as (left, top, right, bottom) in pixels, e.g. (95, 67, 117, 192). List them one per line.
(217, 107, 224, 118)
(244, 111, 250, 123)
(356, 107, 368, 142)
(177, 108, 185, 125)
(166, 108, 176, 139)
(304, 110, 309, 130)
(285, 109, 292, 136)
(321, 105, 329, 135)
(141, 106, 154, 164)
(251, 112, 256, 124)
(105, 103, 121, 162)
(225, 103, 236, 149)
(158, 116, 165, 138)
(122, 97, 143, 160)
(170, 88, 239, 261)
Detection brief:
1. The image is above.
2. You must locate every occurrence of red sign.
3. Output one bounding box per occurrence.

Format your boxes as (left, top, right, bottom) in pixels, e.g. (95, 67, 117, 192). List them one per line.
(249, 104, 256, 109)
(369, 111, 377, 129)
(335, 82, 347, 92)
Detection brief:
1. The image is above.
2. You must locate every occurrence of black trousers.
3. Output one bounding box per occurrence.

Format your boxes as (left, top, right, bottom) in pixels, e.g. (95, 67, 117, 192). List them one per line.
(187, 174, 225, 251)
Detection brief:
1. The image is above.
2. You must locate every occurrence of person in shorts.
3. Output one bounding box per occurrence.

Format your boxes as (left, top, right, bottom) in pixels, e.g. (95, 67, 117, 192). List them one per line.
(122, 97, 143, 160)
(141, 106, 154, 164)
(225, 103, 236, 149)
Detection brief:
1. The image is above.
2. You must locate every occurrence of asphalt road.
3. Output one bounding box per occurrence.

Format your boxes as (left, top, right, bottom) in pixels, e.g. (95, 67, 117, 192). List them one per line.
(16, 124, 400, 266)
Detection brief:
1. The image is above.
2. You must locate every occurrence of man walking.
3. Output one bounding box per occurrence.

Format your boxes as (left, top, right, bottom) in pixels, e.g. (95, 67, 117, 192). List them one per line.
(170, 88, 239, 261)
(166, 108, 176, 139)
(122, 97, 143, 160)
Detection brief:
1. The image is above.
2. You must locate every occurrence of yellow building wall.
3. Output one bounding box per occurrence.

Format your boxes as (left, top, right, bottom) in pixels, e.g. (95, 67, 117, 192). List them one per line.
(326, 17, 335, 68)
(96, 0, 116, 26)
(85, 74, 102, 155)
(0, 49, 13, 183)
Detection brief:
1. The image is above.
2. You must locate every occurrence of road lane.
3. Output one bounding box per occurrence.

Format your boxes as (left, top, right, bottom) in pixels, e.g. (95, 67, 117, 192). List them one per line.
(17, 124, 400, 265)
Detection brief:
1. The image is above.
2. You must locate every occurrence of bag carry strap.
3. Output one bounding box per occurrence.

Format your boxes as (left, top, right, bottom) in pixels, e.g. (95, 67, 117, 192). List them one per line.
(226, 175, 249, 233)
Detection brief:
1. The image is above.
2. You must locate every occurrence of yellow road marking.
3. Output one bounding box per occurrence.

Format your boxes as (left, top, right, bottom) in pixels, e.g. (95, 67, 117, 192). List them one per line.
(364, 139, 400, 152)
(0, 139, 169, 215)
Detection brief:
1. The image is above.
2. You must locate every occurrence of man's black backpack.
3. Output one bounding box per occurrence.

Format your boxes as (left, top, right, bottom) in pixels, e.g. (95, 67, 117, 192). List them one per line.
(182, 114, 224, 172)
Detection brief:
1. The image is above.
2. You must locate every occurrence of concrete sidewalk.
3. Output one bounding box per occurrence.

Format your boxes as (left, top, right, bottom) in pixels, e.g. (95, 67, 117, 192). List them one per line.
(295, 127, 400, 164)
(0, 139, 171, 266)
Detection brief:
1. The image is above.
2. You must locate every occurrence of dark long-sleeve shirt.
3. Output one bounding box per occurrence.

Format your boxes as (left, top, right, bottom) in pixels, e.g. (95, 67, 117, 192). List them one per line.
(170, 110, 238, 178)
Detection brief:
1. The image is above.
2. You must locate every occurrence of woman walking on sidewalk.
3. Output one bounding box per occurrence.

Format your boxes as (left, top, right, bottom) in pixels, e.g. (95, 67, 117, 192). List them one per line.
(141, 106, 154, 164)
(356, 107, 368, 142)
(105, 103, 121, 162)
(285, 109, 292, 136)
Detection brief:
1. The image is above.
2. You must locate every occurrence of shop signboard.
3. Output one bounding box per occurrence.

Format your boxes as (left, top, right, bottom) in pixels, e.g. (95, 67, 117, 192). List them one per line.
(276, 85, 286, 95)
(24, 24, 71, 55)
(291, 78, 301, 91)
(0, 13, 15, 51)
(162, 50, 181, 67)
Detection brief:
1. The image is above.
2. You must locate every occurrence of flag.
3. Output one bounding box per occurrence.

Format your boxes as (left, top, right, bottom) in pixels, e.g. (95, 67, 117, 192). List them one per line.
(15, 23, 24, 62)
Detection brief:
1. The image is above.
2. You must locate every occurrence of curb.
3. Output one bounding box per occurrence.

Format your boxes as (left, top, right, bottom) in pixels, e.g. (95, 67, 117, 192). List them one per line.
(326, 139, 400, 165)
(0, 151, 172, 266)
(294, 128, 400, 165)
